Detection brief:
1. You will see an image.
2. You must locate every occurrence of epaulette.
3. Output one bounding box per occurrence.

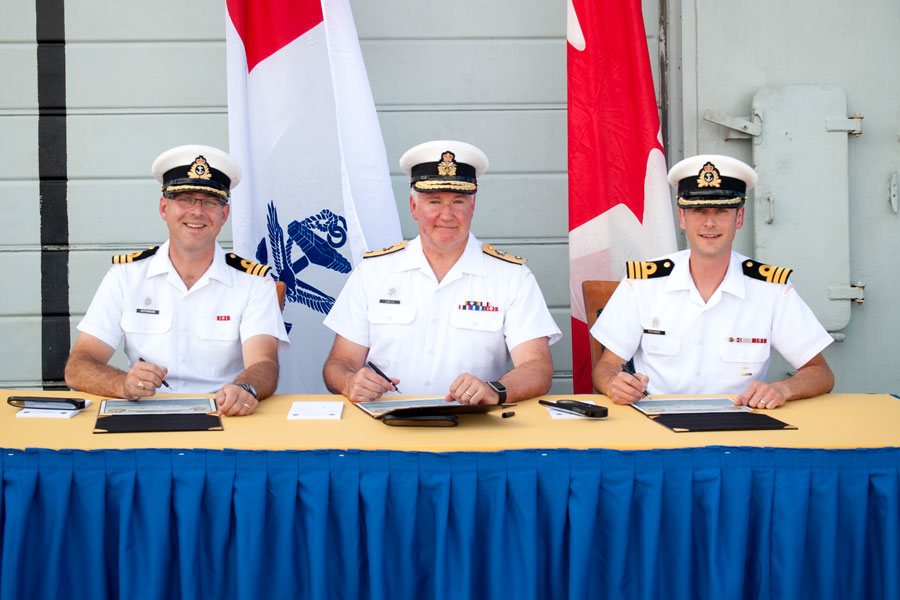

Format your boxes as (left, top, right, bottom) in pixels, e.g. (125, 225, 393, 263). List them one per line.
(742, 259, 792, 284)
(626, 259, 674, 279)
(363, 240, 407, 258)
(225, 253, 272, 277)
(482, 243, 526, 265)
(112, 246, 159, 264)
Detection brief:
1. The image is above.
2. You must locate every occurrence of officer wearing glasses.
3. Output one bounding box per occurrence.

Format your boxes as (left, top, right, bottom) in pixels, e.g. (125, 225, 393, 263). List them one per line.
(65, 145, 289, 415)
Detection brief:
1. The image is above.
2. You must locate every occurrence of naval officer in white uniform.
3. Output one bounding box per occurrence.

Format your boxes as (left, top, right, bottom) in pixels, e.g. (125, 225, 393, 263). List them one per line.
(323, 140, 561, 404)
(65, 145, 289, 416)
(591, 155, 834, 409)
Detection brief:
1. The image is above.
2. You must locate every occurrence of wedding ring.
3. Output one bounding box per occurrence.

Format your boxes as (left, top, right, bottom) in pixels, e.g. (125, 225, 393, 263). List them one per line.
(464, 391, 473, 398)
(243, 403, 251, 408)
(137, 381, 145, 389)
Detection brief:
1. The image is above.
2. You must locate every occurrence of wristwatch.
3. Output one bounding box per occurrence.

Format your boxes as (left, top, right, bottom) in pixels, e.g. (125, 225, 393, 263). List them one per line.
(235, 382, 258, 399)
(487, 380, 507, 404)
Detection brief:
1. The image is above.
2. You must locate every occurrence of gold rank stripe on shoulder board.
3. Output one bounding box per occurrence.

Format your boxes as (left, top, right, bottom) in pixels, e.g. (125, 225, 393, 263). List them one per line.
(363, 240, 407, 258)
(743, 259, 792, 284)
(482, 243, 526, 264)
(112, 246, 159, 264)
(225, 253, 272, 277)
(626, 259, 674, 279)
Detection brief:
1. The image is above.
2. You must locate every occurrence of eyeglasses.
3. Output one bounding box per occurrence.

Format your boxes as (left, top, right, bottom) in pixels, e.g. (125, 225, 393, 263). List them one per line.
(166, 194, 228, 209)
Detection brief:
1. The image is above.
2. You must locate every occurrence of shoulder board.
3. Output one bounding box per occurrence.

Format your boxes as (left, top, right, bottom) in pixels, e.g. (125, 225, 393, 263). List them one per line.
(626, 259, 674, 279)
(225, 253, 272, 277)
(112, 246, 159, 264)
(742, 259, 792, 284)
(482, 243, 526, 265)
(363, 240, 407, 258)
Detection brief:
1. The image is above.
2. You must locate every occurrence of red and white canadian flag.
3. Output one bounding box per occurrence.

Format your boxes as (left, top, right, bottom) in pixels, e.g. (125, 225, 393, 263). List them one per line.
(226, 0, 401, 393)
(567, 0, 676, 393)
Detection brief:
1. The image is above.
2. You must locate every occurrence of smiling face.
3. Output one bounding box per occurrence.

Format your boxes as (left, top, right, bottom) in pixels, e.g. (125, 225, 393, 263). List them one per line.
(410, 190, 475, 253)
(679, 205, 744, 261)
(160, 192, 230, 254)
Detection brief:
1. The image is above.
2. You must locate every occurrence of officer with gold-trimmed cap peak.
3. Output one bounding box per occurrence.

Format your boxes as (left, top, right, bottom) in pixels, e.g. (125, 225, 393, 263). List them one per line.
(323, 140, 561, 405)
(590, 154, 834, 410)
(152, 144, 242, 200)
(65, 144, 289, 416)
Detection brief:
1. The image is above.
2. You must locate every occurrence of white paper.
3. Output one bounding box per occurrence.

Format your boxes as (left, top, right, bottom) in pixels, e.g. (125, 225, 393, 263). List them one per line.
(287, 401, 344, 420)
(16, 400, 92, 419)
(546, 399, 598, 419)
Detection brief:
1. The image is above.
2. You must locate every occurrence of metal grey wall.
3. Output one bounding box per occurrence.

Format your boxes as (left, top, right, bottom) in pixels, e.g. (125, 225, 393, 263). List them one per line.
(10, 0, 890, 396)
(1, 0, 597, 391)
(666, 0, 900, 393)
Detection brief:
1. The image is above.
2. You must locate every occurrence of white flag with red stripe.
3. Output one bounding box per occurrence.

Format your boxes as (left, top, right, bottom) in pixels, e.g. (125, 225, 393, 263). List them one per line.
(226, 0, 401, 393)
(567, 0, 676, 393)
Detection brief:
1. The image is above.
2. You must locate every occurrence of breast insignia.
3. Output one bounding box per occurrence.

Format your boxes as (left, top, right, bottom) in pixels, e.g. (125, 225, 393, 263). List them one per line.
(363, 240, 408, 259)
(482, 243, 526, 264)
(626, 259, 674, 279)
(226, 253, 272, 277)
(112, 246, 159, 264)
(743, 259, 792, 284)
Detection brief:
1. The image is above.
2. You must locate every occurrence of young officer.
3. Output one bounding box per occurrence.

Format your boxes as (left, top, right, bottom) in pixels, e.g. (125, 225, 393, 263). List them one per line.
(591, 154, 834, 409)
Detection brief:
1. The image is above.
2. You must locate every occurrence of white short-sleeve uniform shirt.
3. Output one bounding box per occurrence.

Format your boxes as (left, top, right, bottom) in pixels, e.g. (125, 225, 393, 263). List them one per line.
(77, 241, 290, 393)
(590, 249, 833, 395)
(324, 234, 561, 395)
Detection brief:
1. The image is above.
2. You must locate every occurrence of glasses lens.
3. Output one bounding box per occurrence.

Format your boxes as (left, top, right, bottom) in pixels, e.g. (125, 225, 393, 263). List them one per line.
(169, 194, 224, 209)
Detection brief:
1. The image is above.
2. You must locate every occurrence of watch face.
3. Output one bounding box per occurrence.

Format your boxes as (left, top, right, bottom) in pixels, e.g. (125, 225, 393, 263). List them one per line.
(489, 381, 506, 392)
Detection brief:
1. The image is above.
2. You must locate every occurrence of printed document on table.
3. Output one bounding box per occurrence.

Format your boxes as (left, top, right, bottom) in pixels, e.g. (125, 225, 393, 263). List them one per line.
(632, 397, 752, 415)
(16, 400, 93, 419)
(287, 401, 344, 420)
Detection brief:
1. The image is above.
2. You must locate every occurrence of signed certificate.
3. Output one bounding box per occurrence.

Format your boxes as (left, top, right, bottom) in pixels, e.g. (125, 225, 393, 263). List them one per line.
(99, 397, 217, 415)
(632, 397, 752, 415)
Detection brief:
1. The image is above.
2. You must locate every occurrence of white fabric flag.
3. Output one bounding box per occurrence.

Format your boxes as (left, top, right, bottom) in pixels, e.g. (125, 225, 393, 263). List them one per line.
(226, 0, 401, 393)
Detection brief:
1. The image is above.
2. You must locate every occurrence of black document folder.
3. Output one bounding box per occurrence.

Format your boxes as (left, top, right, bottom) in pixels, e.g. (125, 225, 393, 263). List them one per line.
(648, 411, 796, 433)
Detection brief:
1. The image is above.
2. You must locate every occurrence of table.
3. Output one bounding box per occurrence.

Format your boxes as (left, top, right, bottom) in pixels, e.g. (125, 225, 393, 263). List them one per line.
(2, 391, 899, 599)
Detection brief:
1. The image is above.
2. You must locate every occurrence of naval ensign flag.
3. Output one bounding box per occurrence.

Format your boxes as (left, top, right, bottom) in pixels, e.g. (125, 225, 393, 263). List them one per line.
(567, 0, 676, 393)
(226, 0, 401, 393)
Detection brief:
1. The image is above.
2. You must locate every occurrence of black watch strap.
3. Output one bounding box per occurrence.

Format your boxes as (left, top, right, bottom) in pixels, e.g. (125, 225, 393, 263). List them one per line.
(488, 380, 507, 404)
(235, 382, 258, 399)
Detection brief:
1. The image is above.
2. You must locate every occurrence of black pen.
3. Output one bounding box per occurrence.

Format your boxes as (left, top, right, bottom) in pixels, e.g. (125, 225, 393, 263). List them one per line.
(621, 362, 649, 398)
(139, 357, 171, 389)
(366, 361, 400, 393)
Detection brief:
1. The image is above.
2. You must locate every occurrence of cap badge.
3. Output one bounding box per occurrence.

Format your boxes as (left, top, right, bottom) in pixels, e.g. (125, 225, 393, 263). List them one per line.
(437, 151, 457, 176)
(187, 155, 212, 180)
(696, 161, 722, 188)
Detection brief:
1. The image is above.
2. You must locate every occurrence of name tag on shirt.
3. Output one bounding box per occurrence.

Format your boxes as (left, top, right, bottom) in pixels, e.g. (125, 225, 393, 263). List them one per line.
(136, 308, 159, 315)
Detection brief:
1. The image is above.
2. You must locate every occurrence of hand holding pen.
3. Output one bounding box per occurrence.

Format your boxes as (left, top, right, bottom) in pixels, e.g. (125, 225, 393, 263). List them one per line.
(340, 361, 401, 403)
(123, 358, 168, 400)
(367, 361, 400, 393)
(617, 361, 650, 403)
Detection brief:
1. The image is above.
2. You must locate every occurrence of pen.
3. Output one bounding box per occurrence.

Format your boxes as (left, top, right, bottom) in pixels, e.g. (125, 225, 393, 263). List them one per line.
(367, 361, 400, 393)
(621, 362, 649, 398)
(138, 357, 171, 389)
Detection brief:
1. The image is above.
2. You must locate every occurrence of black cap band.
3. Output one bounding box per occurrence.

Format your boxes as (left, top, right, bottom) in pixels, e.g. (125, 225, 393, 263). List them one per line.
(410, 161, 476, 183)
(162, 165, 232, 198)
(677, 175, 746, 199)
